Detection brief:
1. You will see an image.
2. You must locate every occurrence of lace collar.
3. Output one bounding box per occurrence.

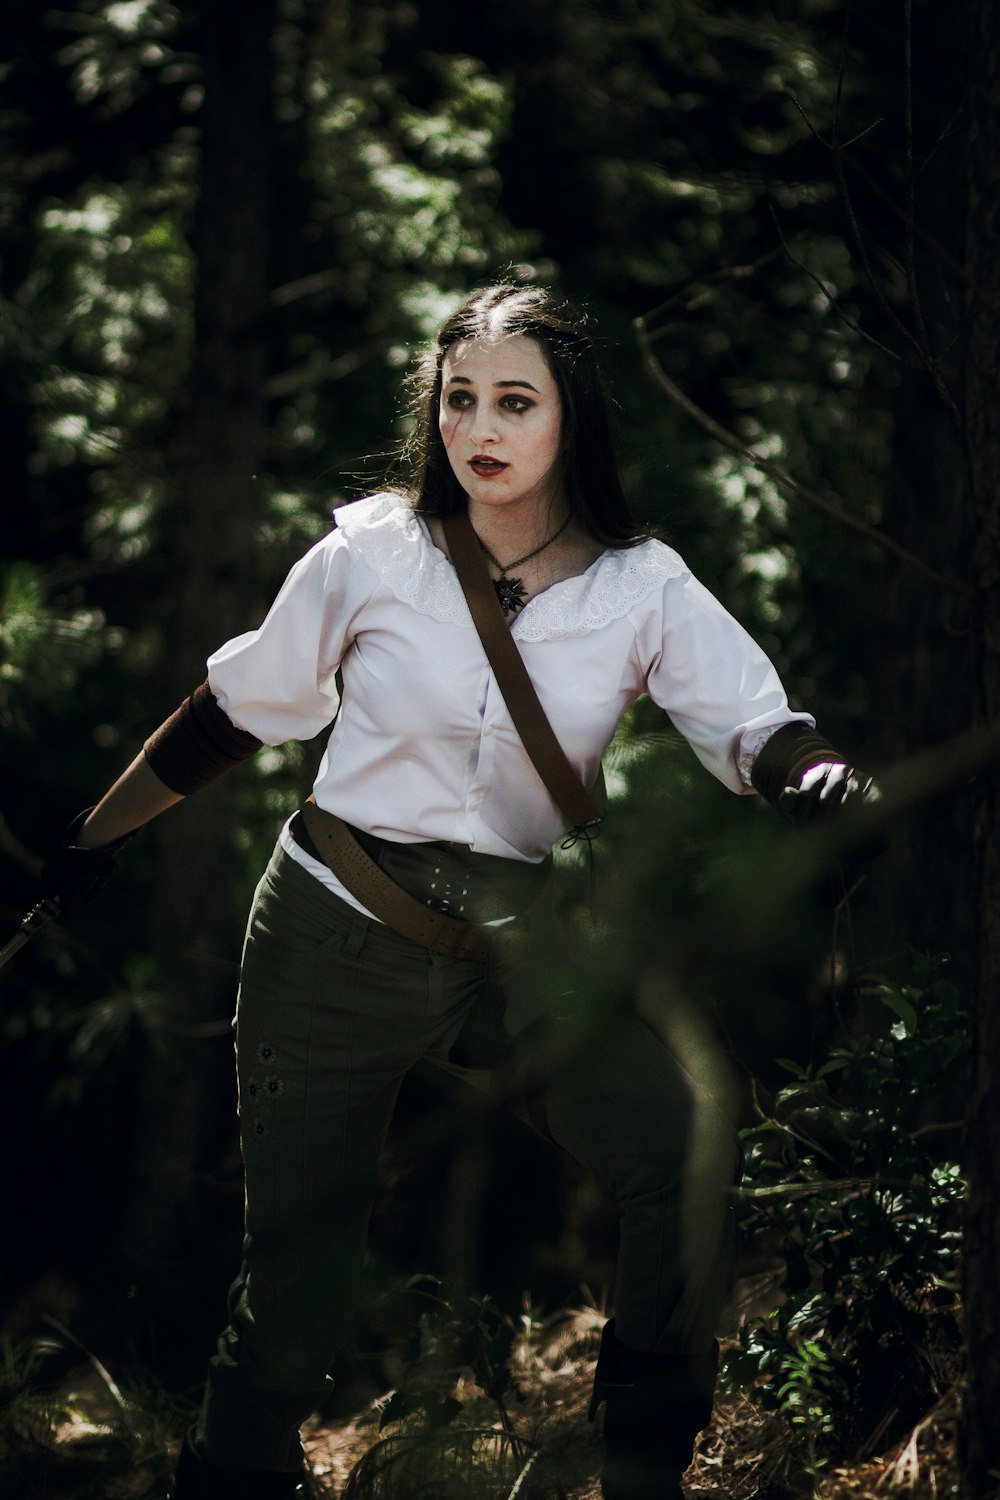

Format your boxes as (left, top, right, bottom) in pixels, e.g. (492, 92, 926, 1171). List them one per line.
(335, 491, 685, 640)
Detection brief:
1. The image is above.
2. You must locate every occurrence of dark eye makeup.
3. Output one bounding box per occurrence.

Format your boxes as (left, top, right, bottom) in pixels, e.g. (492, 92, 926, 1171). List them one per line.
(443, 389, 534, 413)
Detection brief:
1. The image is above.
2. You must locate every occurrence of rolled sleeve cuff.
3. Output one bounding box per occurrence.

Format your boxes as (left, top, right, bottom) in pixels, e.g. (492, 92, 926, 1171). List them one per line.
(749, 721, 844, 806)
(143, 680, 262, 795)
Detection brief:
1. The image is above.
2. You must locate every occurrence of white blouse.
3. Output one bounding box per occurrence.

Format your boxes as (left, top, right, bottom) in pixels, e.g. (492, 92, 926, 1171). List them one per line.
(207, 492, 812, 915)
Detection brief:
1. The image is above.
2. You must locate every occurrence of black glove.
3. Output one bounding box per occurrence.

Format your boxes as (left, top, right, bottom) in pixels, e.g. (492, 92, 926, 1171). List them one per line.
(40, 810, 136, 916)
(777, 762, 875, 823)
(778, 762, 887, 862)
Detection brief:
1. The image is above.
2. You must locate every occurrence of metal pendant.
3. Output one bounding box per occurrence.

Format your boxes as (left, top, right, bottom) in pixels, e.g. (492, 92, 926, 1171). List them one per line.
(494, 574, 527, 616)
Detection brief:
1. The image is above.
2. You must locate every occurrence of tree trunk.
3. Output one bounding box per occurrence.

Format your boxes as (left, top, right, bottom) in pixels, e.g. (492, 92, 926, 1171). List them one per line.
(961, 0, 1000, 1491)
(121, 0, 278, 1363)
(868, 386, 971, 974)
(848, 1, 971, 976)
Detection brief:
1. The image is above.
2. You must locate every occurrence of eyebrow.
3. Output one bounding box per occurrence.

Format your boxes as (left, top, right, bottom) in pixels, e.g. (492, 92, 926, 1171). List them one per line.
(445, 375, 540, 393)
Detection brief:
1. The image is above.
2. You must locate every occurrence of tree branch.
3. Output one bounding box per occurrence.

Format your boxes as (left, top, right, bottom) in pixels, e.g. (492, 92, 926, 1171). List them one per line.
(636, 251, 780, 331)
(736, 1176, 942, 1202)
(787, 6, 963, 431)
(633, 314, 971, 597)
(902, 0, 936, 397)
(767, 201, 904, 365)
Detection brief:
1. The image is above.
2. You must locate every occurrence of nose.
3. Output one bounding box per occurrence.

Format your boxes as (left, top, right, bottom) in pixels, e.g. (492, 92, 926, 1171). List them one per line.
(470, 411, 499, 445)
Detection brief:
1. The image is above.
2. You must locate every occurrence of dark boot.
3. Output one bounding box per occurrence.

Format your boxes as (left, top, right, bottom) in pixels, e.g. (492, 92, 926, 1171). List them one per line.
(589, 1321, 718, 1500)
(168, 1429, 309, 1500)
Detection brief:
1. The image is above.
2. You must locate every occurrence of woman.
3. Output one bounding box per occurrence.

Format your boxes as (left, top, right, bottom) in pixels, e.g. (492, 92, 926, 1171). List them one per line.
(46, 284, 869, 1500)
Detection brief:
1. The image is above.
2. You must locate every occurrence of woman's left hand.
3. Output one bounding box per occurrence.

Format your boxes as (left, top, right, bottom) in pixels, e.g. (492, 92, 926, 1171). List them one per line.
(777, 761, 877, 822)
(778, 761, 887, 861)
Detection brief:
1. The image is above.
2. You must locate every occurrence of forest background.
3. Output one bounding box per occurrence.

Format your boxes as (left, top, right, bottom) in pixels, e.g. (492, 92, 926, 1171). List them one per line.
(2, 1, 997, 1497)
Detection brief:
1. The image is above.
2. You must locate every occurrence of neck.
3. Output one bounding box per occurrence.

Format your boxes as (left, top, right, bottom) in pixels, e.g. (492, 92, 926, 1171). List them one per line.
(466, 493, 571, 562)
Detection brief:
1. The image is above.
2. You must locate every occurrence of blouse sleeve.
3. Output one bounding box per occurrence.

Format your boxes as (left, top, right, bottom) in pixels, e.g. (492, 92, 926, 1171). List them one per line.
(206, 527, 376, 745)
(638, 562, 814, 794)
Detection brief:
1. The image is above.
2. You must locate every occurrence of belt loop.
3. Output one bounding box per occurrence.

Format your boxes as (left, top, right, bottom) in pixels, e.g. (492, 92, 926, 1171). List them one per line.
(342, 918, 367, 959)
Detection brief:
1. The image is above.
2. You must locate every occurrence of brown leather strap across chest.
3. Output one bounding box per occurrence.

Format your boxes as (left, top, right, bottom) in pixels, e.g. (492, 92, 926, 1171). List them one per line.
(442, 509, 605, 837)
(300, 505, 602, 958)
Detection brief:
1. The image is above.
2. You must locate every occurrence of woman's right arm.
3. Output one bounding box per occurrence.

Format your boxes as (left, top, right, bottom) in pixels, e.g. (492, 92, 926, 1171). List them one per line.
(41, 682, 262, 911)
(76, 675, 265, 849)
(77, 754, 186, 849)
(76, 515, 369, 851)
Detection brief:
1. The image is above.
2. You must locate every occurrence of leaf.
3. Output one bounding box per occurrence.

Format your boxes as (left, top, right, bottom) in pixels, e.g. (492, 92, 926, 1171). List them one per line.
(816, 1056, 849, 1078)
(403, 1273, 443, 1293)
(379, 1390, 418, 1430)
(743, 1120, 794, 1138)
(879, 990, 919, 1034)
(425, 1395, 463, 1434)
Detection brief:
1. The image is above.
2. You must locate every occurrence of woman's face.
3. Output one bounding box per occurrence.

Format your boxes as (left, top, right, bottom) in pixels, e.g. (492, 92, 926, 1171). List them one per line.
(438, 334, 564, 517)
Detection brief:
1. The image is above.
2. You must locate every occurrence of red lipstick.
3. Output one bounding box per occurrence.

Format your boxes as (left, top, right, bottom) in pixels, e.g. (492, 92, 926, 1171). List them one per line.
(469, 456, 508, 477)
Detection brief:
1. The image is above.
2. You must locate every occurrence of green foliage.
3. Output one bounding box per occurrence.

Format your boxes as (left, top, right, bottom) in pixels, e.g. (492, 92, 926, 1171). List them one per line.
(352, 1280, 568, 1500)
(0, 1327, 57, 1416)
(724, 953, 967, 1471)
(379, 1278, 521, 1438)
(2, 0, 970, 1398)
(0, 563, 108, 732)
(0, 1320, 182, 1500)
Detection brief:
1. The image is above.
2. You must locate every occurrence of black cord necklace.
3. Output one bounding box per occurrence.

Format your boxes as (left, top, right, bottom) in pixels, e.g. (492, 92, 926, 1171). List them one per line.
(476, 513, 572, 615)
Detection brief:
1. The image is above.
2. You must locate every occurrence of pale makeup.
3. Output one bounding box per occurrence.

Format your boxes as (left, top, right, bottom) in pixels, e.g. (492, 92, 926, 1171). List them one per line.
(438, 334, 566, 526)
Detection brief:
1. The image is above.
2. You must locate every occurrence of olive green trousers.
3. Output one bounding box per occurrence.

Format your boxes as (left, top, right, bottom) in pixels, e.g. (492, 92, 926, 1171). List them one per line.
(196, 843, 738, 1473)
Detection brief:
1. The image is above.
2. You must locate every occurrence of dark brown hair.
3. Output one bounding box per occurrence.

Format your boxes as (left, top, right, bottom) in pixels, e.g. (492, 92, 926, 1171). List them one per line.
(395, 283, 643, 547)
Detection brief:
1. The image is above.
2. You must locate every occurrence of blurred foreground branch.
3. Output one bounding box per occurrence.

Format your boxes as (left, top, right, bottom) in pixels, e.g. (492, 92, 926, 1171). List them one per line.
(740, 721, 997, 946)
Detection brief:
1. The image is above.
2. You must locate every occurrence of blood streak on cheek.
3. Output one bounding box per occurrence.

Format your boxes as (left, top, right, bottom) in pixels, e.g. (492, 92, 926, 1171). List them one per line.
(440, 414, 461, 449)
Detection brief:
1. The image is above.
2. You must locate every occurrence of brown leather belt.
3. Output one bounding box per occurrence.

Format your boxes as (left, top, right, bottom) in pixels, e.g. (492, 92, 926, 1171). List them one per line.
(299, 798, 492, 961)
